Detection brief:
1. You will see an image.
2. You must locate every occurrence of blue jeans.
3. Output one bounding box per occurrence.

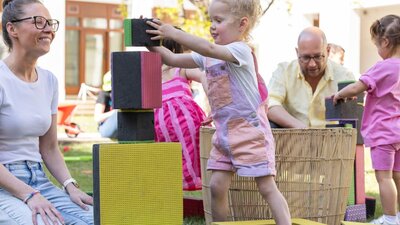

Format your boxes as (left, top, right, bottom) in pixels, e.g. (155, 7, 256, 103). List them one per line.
(98, 110, 118, 139)
(0, 161, 93, 225)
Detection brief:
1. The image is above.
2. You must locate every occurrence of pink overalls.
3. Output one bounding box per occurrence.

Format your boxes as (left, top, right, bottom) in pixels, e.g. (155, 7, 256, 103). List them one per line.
(206, 59, 276, 177)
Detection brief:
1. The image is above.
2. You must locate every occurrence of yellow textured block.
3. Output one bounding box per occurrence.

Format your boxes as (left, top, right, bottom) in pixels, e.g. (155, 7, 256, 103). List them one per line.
(211, 218, 327, 225)
(93, 143, 182, 225)
(341, 221, 368, 225)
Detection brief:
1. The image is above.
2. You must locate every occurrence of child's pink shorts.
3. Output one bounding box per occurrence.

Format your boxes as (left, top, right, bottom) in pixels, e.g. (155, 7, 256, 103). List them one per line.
(370, 142, 400, 171)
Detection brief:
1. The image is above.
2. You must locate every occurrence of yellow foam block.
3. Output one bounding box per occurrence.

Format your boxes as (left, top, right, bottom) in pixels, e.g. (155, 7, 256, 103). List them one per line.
(93, 142, 182, 225)
(211, 218, 327, 225)
(341, 221, 368, 225)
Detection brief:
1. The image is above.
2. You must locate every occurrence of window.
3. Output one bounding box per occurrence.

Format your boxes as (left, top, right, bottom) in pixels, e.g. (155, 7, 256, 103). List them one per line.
(65, 1, 124, 94)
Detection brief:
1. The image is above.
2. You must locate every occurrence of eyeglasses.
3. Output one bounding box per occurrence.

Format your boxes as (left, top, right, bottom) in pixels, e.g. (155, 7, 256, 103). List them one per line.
(11, 16, 59, 32)
(298, 54, 325, 64)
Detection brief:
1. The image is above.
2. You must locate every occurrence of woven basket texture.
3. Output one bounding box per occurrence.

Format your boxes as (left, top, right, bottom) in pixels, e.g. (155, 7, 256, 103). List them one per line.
(200, 127, 357, 225)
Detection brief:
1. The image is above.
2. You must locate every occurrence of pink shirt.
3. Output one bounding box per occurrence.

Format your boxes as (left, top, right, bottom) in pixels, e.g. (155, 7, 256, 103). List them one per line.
(359, 58, 400, 147)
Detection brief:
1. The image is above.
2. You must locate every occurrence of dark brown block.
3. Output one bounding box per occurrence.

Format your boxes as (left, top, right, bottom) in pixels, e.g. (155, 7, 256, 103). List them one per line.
(124, 18, 160, 47)
(117, 110, 155, 142)
(111, 51, 162, 109)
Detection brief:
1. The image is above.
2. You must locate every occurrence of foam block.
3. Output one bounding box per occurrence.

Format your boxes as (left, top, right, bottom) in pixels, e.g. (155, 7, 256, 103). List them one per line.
(211, 218, 327, 225)
(117, 110, 154, 142)
(344, 204, 366, 222)
(183, 197, 204, 218)
(93, 142, 182, 225)
(325, 98, 358, 119)
(332, 81, 365, 144)
(355, 145, 365, 204)
(325, 97, 364, 144)
(365, 196, 376, 219)
(338, 80, 355, 91)
(347, 171, 355, 205)
(111, 51, 162, 109)
(124, 18, 160, 46)
(356, 104, 364, 144)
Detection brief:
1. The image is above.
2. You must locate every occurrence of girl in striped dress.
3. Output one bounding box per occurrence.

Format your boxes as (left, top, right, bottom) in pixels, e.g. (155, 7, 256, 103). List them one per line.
(154, 37, 208, 190)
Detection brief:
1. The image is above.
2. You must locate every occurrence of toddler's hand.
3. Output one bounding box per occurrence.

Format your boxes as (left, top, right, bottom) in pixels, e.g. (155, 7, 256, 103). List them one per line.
(332, 93, 344, 105)
(146, 19, 177, 41)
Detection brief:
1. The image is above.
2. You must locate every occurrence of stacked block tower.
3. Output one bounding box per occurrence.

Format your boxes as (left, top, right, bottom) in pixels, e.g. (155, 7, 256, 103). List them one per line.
(325, 81, 367, 222)
(92, 19, 183, 225)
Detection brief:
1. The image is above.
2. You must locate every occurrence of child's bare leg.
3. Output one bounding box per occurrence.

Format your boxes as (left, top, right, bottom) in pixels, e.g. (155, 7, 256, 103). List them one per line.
(256, 175, 291, 225)
(209, 170, 233, 222)
(376, 170, 397, 215)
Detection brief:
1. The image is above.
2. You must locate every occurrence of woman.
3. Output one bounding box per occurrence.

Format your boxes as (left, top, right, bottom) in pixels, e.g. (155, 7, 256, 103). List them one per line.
(0, 0, 93, 224)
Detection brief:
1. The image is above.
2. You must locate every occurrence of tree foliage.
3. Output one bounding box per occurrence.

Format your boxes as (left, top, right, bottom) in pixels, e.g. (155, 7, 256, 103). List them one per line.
(153, 0, 211, 40)
(152, 0, 275, 40)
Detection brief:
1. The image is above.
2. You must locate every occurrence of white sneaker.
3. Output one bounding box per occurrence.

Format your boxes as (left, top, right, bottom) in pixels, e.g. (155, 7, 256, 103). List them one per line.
(370, 216, 399, 225)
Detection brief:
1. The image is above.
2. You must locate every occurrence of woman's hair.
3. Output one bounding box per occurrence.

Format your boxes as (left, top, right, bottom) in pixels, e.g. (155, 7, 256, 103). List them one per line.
(370, 14, 400, 55)
(215, 0, 262, 42)
(2, 0, 42, 50)
(162, 27, 184, 54)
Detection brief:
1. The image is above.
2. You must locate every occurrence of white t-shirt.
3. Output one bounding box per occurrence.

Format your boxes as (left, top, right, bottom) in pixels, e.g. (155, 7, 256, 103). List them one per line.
(0, 61, 58, 164)
(191, 41, 260, 111)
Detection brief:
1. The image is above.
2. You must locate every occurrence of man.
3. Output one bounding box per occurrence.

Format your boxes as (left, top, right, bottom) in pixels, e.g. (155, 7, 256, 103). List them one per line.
(327, 43, 345, 65)
(267, 27, 355, 128)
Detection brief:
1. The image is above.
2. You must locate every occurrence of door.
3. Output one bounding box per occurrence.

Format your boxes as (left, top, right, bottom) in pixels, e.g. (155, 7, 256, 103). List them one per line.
(83, 31, 106, 88)
(65, 1, 124, 95)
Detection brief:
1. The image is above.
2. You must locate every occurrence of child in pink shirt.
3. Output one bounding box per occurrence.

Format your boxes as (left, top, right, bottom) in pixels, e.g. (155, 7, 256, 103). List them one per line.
(333, 14, 400, 225)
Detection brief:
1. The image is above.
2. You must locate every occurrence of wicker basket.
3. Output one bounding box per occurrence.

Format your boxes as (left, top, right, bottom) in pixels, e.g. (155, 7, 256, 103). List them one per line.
(200, 127, 357, 225)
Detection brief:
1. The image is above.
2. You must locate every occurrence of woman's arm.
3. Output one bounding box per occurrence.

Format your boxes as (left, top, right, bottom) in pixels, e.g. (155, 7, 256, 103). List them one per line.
(0, 165, 38, 202)
(40, 115, 93, 209)
(0, 164, 65, 225)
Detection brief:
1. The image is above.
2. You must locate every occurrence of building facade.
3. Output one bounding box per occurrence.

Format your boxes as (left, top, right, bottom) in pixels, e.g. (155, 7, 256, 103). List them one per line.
(1, 0, 399, 101)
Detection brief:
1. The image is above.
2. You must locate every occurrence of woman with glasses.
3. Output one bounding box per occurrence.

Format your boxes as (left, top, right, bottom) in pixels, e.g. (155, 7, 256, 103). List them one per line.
(0, 0, 93, 225)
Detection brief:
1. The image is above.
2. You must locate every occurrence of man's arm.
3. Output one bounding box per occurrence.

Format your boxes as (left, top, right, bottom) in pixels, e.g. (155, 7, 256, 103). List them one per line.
(268, 106, 307, 128)
(267, 61, 306, 128)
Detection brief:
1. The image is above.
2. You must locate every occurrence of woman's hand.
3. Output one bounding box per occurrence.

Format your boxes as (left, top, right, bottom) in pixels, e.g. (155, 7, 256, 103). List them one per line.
(26, 193, 65, 225)
(65, 185, 93, 210)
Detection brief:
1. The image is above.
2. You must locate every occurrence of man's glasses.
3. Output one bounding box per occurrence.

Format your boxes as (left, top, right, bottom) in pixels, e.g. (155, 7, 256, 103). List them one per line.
(11, 16, 59, 32)
(298, 54, 325, 64)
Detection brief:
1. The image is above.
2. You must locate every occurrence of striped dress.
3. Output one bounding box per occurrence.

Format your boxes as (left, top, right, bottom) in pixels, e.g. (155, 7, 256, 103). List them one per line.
(154, 68, 206, 190)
